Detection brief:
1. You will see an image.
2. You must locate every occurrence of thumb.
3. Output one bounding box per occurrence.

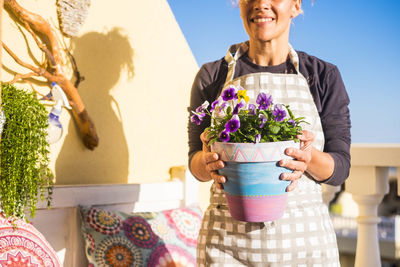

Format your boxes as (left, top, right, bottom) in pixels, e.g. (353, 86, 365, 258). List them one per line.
(200, 132, 211, 152)
(297, 130, 314, 150)
(298, 130, 314, 142)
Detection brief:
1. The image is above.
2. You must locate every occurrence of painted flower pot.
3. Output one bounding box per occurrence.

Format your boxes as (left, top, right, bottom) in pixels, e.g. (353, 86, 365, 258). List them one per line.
(211, 140, 299, 222)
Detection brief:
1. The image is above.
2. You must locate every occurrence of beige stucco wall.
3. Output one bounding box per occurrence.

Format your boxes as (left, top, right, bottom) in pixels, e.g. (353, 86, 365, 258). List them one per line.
(2, 0, 198, 184)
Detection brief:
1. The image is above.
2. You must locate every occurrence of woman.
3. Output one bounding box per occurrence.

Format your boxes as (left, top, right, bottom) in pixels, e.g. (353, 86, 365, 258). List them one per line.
(188, 0, 351, 266)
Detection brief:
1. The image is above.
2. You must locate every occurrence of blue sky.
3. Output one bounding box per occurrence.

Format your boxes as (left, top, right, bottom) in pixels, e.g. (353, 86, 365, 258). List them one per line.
(168, 0, 400, 143)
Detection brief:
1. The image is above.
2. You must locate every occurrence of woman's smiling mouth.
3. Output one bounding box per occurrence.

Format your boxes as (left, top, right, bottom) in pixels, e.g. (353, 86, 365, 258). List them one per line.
(250, 16, 275, 23)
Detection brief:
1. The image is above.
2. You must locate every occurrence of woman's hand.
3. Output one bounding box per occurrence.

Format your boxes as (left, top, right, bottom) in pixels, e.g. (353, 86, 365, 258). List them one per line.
(279, 130, 315, 192)
(200, 132, 226, 189)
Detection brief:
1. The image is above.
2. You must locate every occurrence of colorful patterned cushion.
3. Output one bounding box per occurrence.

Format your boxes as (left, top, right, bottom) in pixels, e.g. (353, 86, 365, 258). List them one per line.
(0, 214, 61, 267)
(79, 205, 203, 267)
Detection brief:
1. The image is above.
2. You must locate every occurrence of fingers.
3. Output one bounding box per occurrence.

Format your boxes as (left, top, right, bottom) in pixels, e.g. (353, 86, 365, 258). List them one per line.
(200, 131, 226, 189)
(205, 158, 225, 172)
(286, 179, 298, 192)
(280, 149, 307, 193)
(283, 148, 311, 165)
(202, 151, 226, 188)
(298, 130, 314, 141)
(281, 170, 303, 181)
(204, 152, 224, 169)
(281, 158, 307, 173)
(210, 168, 226, 190)
(201, 131, 213, 153)
(200, 131, 210, 145)
(297, 130, 314, 151)
(204, 152, 219, 164)
(211, 171, 226, 184)
(200, 132, 210, 152)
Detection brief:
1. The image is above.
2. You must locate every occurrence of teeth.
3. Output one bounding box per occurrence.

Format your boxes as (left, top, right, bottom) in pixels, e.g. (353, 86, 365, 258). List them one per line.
(253, 18, 273, 23)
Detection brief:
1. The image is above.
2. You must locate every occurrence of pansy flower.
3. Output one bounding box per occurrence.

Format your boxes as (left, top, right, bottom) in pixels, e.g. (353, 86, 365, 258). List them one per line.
(190, 112, 205, 125)
(195, 100, 209, 113)
(247, 104, 256, 115)
(273, 104, 286, 122)
(212, 100, 228, 118)
(221, 86, 238, 101)
(210, 97, 221, 112)
(219, 130, 230, 142)
(237, 89, 249, 103)
(225, 115, 240, 133)
(256, 92, 273, 110)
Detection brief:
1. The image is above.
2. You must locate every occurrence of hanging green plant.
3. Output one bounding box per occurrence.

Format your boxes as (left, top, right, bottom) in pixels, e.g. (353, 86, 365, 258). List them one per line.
(1, 83, 53, 221)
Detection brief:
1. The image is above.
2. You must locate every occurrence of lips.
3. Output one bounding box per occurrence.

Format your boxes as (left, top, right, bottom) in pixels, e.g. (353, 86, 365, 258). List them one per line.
(252, 17, 273, 23)
(250, 15, 275, 23)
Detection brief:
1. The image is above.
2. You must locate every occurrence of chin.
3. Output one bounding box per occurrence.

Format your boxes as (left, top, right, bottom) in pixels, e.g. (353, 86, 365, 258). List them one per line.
(253, 35, 274, 43)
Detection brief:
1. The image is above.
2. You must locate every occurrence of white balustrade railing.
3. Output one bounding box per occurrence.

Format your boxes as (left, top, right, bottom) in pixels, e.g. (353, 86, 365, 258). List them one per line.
(322, 144, 400, 267)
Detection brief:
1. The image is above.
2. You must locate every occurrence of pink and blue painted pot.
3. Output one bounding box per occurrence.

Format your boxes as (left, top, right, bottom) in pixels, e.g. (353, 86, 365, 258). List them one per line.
(211, 140, 299, 222)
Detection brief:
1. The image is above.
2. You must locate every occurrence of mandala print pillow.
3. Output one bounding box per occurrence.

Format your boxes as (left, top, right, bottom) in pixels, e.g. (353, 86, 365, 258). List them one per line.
(0, 214, 61, 267)
(79, 205, 203, 267)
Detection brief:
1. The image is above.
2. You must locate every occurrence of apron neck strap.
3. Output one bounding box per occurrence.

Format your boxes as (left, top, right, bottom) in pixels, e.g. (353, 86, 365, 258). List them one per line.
(288, 43, 300, 74)
(223, 41, 300, 86)
(223, 42, 249, 86)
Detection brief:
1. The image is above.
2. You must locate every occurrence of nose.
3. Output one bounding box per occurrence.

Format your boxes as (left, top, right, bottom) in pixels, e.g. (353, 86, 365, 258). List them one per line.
(254, 0, 271, 10)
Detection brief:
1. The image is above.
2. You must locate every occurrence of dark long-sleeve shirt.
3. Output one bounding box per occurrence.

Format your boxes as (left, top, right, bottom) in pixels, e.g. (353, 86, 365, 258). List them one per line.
(188, 50, 351, 186)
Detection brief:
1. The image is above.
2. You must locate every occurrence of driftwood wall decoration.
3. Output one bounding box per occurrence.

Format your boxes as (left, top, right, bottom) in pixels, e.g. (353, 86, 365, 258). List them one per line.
(2, 0, 98, 150)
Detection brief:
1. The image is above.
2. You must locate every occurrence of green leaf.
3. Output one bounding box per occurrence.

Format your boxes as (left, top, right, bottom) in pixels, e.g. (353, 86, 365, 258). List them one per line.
(269, 125, 280, 134)
(226, 106, 232, 115)
(208, 137, 219, 146)
(286, 105, 295, 119)
(206, 130, 215, 140)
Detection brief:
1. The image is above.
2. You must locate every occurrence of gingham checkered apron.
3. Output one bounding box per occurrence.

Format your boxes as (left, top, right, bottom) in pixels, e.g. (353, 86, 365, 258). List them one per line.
(197, 42, 340, 267)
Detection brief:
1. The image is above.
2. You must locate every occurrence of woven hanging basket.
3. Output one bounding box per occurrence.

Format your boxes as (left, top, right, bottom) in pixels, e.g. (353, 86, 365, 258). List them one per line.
(56, 0, 91, 37)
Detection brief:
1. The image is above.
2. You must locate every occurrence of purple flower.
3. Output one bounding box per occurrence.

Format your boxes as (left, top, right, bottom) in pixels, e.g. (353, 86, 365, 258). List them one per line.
(248, 104, 256, 115)
(190, 113, 205, 125)
(233, 100, 245, 115)
(273, 104, 286, 122)
(259, 113, 267, 128)
(254, 134, 261, 143)
(210, 98, 220, 112)
(212, 99, 228, 118)
(222, 87, 237, 101)
(195, 101, 209, 113)
(225, 114, 240, 133)
(256, 92, 273, 110)
(219, 130, 230, 142)
(288, 119, 296, 126)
